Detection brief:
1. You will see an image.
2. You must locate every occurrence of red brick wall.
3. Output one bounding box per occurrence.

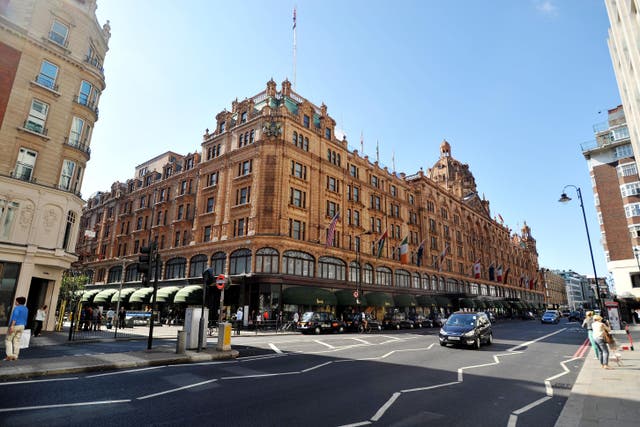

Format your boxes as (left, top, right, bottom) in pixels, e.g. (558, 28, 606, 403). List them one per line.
(0, 42, 21, 130)
(593, 163, 633, 260)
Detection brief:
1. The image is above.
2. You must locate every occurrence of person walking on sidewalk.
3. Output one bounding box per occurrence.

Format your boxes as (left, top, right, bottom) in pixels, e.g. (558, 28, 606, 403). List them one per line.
(592, 314, 612, 369)
(33, 304, 47, 337)
(582, 311, 599, 360)
(4, 297, 28, 361)
(235, 307, 243, 335)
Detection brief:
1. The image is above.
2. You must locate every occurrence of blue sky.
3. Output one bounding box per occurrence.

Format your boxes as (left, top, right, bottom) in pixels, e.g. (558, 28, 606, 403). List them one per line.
(90, 1, 620, 284)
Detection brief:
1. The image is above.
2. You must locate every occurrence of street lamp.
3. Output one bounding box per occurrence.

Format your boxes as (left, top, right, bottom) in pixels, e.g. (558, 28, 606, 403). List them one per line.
(355, 231, 372, 313)
(558, 185, 602, 313)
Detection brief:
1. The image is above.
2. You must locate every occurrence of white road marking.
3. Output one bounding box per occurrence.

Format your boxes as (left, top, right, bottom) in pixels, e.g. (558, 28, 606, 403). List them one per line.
(0, 377, 77, 386)
(86, 366, 164, 378)
(351, 338, 371, 345)
(371, 392, 401, 422)
(221, 371, 299, 380)
(544, 356, 580, 397)
(0, 400, 130, 413)
(239, 353, 288, 362)
(401, 380, 460, 393)
(508, 329, 565, 352)
(314, 340, 335, 349)
(338, 422, 372, 427)
(512, 396, 552, 415)
(137, 379, 218, 400)
(268, 343, 283, 354)
(301, 361, 332, 372)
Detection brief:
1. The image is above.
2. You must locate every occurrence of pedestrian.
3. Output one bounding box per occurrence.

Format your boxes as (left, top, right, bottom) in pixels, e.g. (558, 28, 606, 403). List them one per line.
(581, 311, 599, 360)
(33, 304, 47, 337)
(92, 306, 100, 331)
(118, 307, 126, 328)
(256, 311, 262, 331)
(235, 307, 243, 335)
(4, 297, 28, 361)
(592, 314, 612, 370)
(106, 307, 115, 328)
(293, 311, 300, 324)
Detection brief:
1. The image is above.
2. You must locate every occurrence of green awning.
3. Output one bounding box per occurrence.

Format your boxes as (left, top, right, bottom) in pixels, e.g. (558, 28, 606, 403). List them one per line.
(483, 300, 495, 308)
(80, 289, 101, 303)
(93, 289, 118, 304)
(460, 298, 476, 309)
(282, 286, 337, 306)
(493, 301, 504, 309)
(173, 285, 203, 304)
(417, 295, 437, 307)
(156, 286, 181, 303)
(334, 289, 367, 307)
(366, 292, 394, 308)
(475, 300, 487, 310)
(129, 287, 155, 303)
(434, 296, 452, 307)
(110, 288, 137, 303)
(394, 294, 417, 308)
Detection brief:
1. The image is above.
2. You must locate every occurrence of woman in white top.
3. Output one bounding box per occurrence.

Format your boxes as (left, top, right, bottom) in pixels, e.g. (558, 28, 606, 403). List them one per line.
(33, 304, 47, 337)
(592, 314, 612, 369)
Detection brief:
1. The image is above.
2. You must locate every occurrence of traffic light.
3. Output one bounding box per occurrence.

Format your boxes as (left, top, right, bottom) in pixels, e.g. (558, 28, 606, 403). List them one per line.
(139, 246, 151, 275)
(202, 268, 214, 286)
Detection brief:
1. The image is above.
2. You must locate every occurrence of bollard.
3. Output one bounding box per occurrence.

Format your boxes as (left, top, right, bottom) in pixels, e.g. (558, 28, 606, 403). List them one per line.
(217, 322, 232, 351)
(176, 330, 186, 354)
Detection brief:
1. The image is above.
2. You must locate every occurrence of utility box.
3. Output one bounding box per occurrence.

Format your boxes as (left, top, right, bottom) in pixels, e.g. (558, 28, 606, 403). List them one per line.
(217, 322, 232, 351)
(184, 307, 208, 350)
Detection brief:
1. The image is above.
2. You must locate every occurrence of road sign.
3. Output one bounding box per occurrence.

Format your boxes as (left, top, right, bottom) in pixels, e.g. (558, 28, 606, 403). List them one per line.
(353, 290, 359, 298)
(216, 274, 226, 290)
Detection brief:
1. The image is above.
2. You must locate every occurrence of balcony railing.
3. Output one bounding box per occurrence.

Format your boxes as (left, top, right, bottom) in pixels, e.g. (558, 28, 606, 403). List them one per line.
(63, 137, 91, 156)
(73, 96, 99, 118)
(22, 120, 48, 136)
(84, 55, 104, 74)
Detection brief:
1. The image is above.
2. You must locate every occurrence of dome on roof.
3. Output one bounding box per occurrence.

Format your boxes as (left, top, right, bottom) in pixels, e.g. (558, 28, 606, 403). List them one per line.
(440, 139, 451, 156)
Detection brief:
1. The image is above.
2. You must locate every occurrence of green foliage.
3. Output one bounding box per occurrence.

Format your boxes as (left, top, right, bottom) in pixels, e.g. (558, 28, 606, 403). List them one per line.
(59, 272, 89, 303)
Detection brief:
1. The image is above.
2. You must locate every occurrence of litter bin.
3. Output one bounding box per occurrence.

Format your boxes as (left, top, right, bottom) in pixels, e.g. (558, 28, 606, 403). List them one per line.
(176, 330, 186, 354)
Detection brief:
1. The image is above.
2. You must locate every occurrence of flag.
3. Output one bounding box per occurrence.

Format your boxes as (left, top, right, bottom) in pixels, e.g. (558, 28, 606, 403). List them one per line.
(399, 236, 409, 264)
(503, 267, 510, 284)
(438, 244, 449, 271)
(292, 7, 296, 30)
(529, 278, 534, 289)
(519, 274, 524, 287)
(496, 265, 503, 282)
(498, 214, 504, 224)
(376, 229, 388, 258)
(488, 264, 495, 281)
(473, 259, 481, 279)
(416, 239, 425, 266)
(360, 131, 364, 153)
(325, 210, 340, 247)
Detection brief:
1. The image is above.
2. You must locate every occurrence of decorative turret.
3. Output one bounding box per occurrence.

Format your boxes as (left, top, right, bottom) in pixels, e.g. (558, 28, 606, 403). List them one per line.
(427, 140, 478, 200)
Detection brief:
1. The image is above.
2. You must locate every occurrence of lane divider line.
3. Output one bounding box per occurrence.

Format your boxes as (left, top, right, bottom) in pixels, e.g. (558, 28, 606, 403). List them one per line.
(0, 377, 78, 386)
(137, 379, 218, 400)
(269, 343, 283, 354)
(0, 399, 131, 413)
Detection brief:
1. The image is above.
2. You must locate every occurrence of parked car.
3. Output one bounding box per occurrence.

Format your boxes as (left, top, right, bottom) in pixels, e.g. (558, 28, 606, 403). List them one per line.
(429, 313, 446, 328)
(344, 313, 381, 332)
(439, 311, 493, 349)
(521, 311, 535, 320)
(568, 311, 584, 322)
(561, 310, 570, 318)
(297, 312, 345, 334)
(411, 314, 433, 328)
(383, 313, 415, 330)
(541, 310, 560, 324)
(485, 312, 496, 323)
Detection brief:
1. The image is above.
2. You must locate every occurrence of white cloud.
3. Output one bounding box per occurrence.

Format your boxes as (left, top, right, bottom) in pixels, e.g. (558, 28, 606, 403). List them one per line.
(536, 0, 558, 15)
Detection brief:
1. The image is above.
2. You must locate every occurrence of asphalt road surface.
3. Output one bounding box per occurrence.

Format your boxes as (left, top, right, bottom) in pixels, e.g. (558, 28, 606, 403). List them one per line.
(0, 319, 588, 427)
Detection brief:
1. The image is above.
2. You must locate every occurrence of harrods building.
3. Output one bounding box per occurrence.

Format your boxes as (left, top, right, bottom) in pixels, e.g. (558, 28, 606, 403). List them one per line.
(75, 80, 544, 322)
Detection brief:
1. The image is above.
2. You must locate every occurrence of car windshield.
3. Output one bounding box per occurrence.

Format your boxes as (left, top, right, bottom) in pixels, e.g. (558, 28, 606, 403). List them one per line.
(301, 312, 318, 322)
(543, 311, 557, 316)
(446, 314, 476, 326)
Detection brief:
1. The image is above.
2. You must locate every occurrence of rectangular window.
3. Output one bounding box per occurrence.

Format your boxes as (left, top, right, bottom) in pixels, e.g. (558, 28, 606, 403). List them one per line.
(78, 80, 93, 106)
(327, 176, 338, 192)
(241, 111, 247, 123)
(291, 161, 307, 179)
(0, 199, 19, 240)
(290, 188, 305, 208)
(174, 231, 180, 247)
(237, 187, 251, 204)
(325, 127, 331, 139)
(26, 99, 49, 134)
(208, 172, 219, 186)
(614, 144, 634, 159)
(204, 226, 212, 242)
(58, 159, 75, 191)
(353, 187, 360, 202)
(349, 164, 358, 178)
(180, 180, 187, 195)
(619, 162, 638, 177)
(326, 201, 338, 217)
(239, 160, 252, 176)
(177, 205, 184, 220)
(14, 148, 37, 181)
(36, 60, 58, 89)
(353, 210, 360, 226)
(235, 218, 246, 237)
(290, 219, 305, 240)
(625, 203, 640, 218)
(371, 175, 379, 188)
(303, 114, 310, 128)
(621, 181, 640, 197)
(49, 20, 69, 46)
(390, 185, 397, 197)
(206, 197, 215, 213)
(68, 117, 85, 146)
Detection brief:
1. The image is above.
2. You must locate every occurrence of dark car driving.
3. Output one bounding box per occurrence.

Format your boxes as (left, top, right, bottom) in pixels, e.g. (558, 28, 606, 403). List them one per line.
(439, 312, 493, 349)
(297, 312, 345, 334)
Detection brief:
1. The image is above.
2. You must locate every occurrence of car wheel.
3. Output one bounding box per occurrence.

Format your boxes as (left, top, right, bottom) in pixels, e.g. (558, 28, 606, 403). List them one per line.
(440, 342, 447, 346)
(486, 333, 493, 345)
(314, 326, 321, 335)
(474, 337, 481, 350)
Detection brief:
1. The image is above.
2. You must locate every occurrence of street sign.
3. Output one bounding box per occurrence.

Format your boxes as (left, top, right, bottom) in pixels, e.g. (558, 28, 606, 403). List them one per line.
(216, 274, 226, 290)
(353, 290, 359, 298)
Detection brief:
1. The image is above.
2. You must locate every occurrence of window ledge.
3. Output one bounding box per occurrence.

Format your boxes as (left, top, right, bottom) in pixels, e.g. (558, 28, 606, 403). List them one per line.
(29, 80, 61, 97)
(17, 126, 50, 141)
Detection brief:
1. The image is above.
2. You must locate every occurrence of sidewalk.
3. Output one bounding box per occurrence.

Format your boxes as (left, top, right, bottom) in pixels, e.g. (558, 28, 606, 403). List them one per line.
(555, 325, 640, 427)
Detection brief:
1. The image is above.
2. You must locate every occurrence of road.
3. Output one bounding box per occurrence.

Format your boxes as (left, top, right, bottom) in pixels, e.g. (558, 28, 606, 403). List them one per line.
(0, 319, 589, 427)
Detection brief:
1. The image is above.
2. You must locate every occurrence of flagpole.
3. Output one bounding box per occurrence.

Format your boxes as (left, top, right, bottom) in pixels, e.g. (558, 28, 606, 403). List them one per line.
(292, 7, 297, 90)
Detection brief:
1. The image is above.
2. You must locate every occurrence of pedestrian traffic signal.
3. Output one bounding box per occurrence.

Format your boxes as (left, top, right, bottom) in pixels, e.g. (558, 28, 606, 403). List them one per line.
(203, 268, 214, 286)
(139, 246, 151, 274)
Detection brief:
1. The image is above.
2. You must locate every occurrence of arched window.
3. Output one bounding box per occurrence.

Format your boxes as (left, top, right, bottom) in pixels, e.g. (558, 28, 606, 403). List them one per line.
(189, 254, 208, 278)
(282, 250, 314, 277)
(394, 269, 410, 288)
(480, 284, 488, 296)
(125, 264, 140, 282)
(412, 272, 420, 289)
(210, 252, 226, 275)
(447, 278, 457, 292)
(230, 248, 252, 275)
(318, 256, 345, 280)
(470, 283, 479, 295)
(349, 261, 360, 283)
(422, 274, 429, 290)
(363, 263, 373, 284)
(107, 265, 122, 283)
(375, 266, 392, 286)
(431, 276, 438, 291)
(165, 257, 186, 279)
(256, 247, 279, 273)
(438, 277, 445, 291)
